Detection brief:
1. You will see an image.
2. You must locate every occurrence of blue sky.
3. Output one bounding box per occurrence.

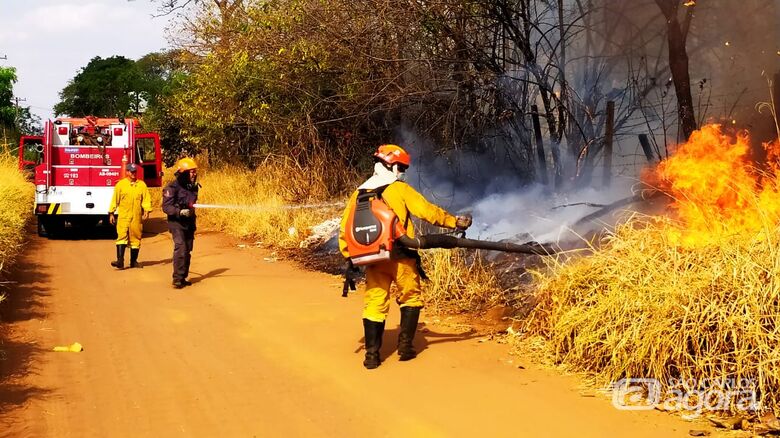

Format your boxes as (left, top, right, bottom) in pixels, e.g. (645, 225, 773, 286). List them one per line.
(0, 0, 173, 121)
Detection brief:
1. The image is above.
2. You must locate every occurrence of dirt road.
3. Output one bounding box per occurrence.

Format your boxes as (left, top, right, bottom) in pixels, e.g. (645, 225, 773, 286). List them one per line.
(0, 217, 700, 437)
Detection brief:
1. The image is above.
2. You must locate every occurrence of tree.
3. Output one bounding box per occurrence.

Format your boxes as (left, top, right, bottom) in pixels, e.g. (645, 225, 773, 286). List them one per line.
(0, 66, 42, 150)
(654, 0, 696, 140)
(16, 107, 42, 136)
(157, 0, 727, 185)
(54, 56, 148, 117)
(136, 51, 197, 165)
(0, 67, 17, 127)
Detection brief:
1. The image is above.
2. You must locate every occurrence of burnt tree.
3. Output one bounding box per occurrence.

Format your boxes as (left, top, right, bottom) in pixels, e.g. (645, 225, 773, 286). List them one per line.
(654, 0, 697, 140)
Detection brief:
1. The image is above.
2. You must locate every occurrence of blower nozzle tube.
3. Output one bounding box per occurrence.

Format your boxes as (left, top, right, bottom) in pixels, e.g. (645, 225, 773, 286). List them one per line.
(397, 234, 557, 255)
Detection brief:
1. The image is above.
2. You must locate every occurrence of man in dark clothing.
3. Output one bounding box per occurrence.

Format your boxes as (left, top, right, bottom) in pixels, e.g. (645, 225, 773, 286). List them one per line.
(162, 158, 199, 289)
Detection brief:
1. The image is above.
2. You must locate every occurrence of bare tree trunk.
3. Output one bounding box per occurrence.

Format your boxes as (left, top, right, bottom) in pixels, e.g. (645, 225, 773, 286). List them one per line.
(602, 100, 614, 186)
(655, 0, 696, 140)
(772, 72, 780, 140)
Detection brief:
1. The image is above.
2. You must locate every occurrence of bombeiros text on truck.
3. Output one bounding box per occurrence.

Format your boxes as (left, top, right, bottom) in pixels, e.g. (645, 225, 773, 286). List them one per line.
(18, 116, 162, 236)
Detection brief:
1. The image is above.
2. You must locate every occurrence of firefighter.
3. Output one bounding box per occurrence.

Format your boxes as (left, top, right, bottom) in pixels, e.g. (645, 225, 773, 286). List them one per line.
(109, 163, 152, 269)
(338, 144, 472, 369)
(162, 158, 199, 289)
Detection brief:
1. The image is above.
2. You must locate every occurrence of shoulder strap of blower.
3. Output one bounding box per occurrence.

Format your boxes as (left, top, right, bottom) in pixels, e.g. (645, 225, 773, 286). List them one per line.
(370, 183, 410, 230)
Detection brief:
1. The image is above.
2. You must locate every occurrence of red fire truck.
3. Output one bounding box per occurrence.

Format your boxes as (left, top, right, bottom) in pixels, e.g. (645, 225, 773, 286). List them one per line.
(18, 116, 162, 236)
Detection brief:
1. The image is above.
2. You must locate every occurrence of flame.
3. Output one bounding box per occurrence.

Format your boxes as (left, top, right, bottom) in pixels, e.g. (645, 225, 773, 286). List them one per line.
(647, 124, 780, 247)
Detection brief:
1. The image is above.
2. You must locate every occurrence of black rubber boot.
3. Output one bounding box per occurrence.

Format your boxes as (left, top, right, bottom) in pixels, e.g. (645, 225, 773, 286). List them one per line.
(129, 248, 141, 268)
(110, 244, 126, 269)
(363, 319, 385, 370)
(398, 306, 421, 361)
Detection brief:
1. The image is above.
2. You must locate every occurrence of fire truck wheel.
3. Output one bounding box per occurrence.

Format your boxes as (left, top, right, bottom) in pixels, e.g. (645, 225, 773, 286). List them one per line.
(37, 218, 48, 237)
(39, 217, 65, 238)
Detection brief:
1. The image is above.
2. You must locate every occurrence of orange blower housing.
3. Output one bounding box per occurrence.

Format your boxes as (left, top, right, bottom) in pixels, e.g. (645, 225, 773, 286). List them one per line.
(344, 188, 406, 266)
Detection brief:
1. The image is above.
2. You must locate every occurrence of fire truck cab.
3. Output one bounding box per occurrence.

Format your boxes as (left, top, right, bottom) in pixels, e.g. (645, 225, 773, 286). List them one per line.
(18, 116, 162, 236)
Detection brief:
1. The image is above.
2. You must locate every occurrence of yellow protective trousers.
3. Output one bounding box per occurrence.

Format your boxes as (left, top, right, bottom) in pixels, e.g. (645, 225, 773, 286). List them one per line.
(116, 217, 143, 249)
(363, 257, 423, 322)
(109, 178, 151, 249)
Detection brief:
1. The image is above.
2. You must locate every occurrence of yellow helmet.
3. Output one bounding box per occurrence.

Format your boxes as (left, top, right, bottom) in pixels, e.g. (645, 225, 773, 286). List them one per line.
(175, 157, 198, 173)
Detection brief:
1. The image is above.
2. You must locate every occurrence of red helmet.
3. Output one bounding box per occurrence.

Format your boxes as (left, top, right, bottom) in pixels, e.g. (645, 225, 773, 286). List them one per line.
(374, 144, 411, 167)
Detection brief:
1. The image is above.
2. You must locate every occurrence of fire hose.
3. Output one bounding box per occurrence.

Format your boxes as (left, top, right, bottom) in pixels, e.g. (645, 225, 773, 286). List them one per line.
(192, 202, 344, 211)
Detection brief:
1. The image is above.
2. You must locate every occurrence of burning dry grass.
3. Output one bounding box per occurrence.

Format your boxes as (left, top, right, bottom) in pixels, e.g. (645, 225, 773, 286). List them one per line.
(196, 154, 356, 248)
(0, 153, 34, 294)
(522, 125, 780, 414)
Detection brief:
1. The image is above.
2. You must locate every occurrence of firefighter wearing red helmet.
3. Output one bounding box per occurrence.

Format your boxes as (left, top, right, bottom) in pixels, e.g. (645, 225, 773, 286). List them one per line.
(162, 158, 200, 289)
(108, 162, 151, 269)
(339, 144, 472, 369)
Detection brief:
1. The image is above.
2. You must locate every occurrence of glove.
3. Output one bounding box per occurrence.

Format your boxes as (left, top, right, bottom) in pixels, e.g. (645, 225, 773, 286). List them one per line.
(455, 214, 473, 230)
(179, 208, 192, 218)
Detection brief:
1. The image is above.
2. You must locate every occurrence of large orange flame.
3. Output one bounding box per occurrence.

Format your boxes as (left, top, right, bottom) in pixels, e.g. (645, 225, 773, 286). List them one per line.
(648, 124, 780, 247)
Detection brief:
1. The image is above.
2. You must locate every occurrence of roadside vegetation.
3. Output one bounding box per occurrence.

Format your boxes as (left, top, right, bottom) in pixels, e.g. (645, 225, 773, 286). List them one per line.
(523, 215, 780, 415)
(0, 154, 34, 300)
(195, 151, 354, 248)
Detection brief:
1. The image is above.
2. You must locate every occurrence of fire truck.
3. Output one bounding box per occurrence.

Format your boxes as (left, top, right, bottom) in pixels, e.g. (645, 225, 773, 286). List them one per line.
(18, 116, 162, 236)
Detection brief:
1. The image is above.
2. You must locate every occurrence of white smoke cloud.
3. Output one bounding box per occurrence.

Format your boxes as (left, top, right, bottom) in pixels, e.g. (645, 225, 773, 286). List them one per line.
(467, 184, 634, 243)
(395, 128, 637, 244)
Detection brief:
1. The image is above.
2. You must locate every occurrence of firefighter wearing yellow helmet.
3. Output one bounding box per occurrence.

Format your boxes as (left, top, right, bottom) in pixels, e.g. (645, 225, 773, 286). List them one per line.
(162, 157, 200, 289)
(339, 144, 472, 369)
(109, 162, 152, 269)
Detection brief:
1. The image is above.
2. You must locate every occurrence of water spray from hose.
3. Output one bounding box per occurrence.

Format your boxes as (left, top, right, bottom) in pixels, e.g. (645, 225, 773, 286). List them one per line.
(192, 202, 345, 211)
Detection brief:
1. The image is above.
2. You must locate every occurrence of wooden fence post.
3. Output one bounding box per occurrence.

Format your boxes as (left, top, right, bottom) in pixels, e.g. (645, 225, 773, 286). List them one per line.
(531, 105, 548, 185)
(602, 101, 615, 187)
(638, 134, 655, 162)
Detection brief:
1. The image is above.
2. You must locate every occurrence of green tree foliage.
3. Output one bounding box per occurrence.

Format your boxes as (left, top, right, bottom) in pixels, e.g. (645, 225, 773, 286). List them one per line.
(0, 67, 17, 127)
(16, 107, 42, 136)
(137, 51, 198, 166)
(52, 52, 194, 164)
(0, 66, 40, 152)
(54, 56, 150, 117)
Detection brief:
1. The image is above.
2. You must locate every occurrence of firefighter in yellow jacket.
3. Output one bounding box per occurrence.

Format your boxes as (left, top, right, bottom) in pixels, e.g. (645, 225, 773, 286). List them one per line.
(109, 163, 152, 269)
(339, 144, 472, 369)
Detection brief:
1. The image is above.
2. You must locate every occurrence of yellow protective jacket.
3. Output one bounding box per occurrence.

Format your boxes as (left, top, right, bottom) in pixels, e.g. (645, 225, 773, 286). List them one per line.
(109, 178, 152, 221)
(339, 181, 457, 258)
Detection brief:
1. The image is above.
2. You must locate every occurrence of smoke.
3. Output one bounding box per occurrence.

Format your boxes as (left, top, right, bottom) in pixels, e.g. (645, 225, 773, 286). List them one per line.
(583, 0, 780, 146)
(689, 0, 780, 145)
(396, 128, 635, 245)
(467, 185, 633, 243)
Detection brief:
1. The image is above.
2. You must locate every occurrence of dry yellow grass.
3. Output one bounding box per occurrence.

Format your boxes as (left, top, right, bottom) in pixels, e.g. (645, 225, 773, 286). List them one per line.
(522, 208, 780, 414)
(0, 153, 34, 299)
(195, 155, 355, 248)
(421, 248, 504, 313)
